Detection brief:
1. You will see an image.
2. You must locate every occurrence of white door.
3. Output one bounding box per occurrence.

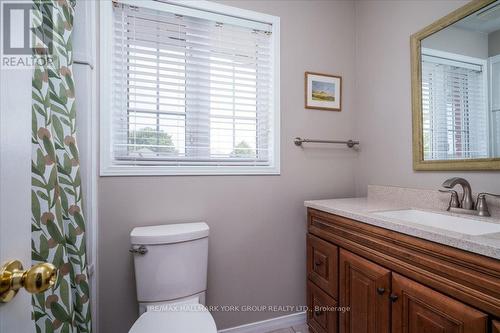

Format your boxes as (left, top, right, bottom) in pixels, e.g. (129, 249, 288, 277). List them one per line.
(0, 59, 36, 331)
(0, 1, 60, 329)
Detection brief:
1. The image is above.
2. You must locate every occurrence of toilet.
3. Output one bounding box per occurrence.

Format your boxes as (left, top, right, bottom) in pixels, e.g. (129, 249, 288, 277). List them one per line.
(128, 222, 217, 333)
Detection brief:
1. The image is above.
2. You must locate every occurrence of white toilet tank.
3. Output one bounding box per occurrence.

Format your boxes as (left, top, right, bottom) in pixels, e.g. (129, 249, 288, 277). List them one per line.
(130, 223, 209, 304)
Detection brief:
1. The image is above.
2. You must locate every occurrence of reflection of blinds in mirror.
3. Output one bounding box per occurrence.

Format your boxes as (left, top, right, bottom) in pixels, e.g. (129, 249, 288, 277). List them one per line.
(491, 57, 500, 156)
(422, 53, 488, 160)
(494, 112, 500, 156)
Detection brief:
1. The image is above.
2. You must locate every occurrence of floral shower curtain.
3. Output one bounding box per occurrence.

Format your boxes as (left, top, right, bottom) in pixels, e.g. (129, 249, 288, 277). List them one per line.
(31, 0, 92, 332)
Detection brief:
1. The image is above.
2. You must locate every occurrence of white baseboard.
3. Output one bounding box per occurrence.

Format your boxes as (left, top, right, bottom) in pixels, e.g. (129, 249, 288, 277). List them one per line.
(218, 311, 307, 333)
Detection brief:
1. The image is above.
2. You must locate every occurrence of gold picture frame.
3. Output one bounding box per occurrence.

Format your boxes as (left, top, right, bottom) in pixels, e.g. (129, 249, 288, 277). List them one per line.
(305, 72, 342, 111)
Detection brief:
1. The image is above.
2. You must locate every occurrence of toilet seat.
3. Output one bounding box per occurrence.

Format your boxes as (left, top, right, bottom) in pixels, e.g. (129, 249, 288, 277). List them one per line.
(129, 304, 217, 333)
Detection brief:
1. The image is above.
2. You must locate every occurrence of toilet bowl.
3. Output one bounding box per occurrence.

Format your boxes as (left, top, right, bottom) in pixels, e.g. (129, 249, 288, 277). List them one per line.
(128, 223, 217, 333)
(129, 304, 217, 333)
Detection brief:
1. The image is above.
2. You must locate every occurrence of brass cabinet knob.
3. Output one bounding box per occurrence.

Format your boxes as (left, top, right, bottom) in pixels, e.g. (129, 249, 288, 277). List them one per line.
(0, 260, 57, 303)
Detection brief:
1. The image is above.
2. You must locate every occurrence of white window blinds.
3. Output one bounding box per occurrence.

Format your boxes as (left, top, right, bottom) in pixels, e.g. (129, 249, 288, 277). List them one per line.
(104, 1, 279, 175)
(421, 50, 488, 160)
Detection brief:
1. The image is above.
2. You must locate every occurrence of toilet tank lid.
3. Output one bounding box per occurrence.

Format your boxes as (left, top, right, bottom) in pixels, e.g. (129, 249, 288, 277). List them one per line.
(130, 223, 209, 245)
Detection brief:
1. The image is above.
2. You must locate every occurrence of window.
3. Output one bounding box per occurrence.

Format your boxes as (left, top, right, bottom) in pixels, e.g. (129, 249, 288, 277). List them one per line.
(100, 0, 280, 175)
(421, 48, 489, 160)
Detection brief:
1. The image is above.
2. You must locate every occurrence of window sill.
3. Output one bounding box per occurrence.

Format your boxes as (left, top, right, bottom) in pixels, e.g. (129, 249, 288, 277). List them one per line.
(99, 164, 281, 176)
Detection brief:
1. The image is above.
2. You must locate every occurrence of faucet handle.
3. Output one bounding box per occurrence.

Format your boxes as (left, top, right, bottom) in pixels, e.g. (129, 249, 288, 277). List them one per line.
(439, 189, 460, 209)
(478, 192, 500, 199)
(476, 193, 500, 217)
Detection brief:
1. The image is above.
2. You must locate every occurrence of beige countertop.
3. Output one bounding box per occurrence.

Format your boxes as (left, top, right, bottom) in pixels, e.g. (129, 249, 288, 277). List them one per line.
(304, 197, 500, 260)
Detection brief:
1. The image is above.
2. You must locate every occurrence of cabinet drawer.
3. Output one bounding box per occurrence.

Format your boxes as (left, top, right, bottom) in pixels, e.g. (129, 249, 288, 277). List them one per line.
(308, 280, 338, 333)
(307, 234, 338, 299)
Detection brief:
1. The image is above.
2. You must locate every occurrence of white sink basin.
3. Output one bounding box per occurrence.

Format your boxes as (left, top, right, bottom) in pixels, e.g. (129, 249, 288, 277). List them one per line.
(373, 209, 500, 236)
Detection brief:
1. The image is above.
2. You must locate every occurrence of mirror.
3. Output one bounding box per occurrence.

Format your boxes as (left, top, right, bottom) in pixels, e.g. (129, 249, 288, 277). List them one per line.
(411, 0, 500, 170)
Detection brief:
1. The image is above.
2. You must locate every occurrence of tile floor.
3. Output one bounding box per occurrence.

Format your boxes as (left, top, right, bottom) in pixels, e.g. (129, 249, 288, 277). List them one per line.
(266, 323, 309, 333)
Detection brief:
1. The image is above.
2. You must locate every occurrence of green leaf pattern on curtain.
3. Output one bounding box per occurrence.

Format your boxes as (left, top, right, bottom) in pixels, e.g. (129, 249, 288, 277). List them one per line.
(31, 0, 92, 332)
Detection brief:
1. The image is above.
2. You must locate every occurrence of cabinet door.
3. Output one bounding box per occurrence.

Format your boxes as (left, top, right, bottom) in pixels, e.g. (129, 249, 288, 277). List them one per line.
(339, 249, 390, 333)
(307, 234, 338, 299)
(308, 280, 338, 333)
(492, 320, 500, 333)
(391, 273, 487, 333)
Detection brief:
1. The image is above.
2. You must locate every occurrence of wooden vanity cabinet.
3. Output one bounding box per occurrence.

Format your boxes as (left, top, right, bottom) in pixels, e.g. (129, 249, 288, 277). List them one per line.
(306, 208, 500, 333)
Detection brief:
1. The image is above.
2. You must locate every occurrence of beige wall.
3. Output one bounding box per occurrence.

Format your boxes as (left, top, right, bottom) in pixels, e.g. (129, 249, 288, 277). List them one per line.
(489, 29, 500, 57)
(99, 1, 500, 332)
(353, 0, 500, 197)
(98, 1, 357, 331)
(422, 26, 488, 59)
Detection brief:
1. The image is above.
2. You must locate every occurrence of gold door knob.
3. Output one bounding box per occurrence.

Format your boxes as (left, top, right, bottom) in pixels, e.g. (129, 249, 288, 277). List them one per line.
(0, 260, 57, 303)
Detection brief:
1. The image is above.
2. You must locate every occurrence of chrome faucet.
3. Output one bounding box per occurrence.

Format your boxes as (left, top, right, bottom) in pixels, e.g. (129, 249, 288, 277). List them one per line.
(440, 177, 500, 217)
(442, 177, 474, 210)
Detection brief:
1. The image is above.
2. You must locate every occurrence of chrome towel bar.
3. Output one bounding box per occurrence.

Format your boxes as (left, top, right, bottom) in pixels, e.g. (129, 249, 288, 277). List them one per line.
(73, 60, 94, 70)
(294, 137, 360, 148)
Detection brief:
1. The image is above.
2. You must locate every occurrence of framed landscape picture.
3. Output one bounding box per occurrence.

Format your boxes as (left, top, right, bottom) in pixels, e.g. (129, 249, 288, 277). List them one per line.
(305, 72, 342, 111)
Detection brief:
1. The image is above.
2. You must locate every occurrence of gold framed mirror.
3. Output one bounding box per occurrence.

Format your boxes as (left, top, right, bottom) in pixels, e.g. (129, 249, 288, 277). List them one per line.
(411, 0, 500, 171)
